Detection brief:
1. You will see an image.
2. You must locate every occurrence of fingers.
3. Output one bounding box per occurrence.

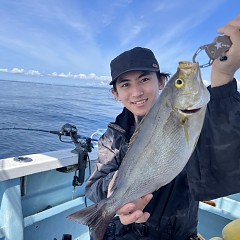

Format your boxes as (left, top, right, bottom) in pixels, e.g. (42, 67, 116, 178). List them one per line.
(218, 15, 240, 30)
(217, 15, 240, 38)
(227, 15, 240, 28)
(117, 194, 153, 215)
(218, 26, 240, 46)
(119, 210, 150, 225)
(116, 193, 153, 225)
(137, 194, 153, 209)
(212, 14, 240, 79)
(116, 202, 136, 215)
(135, 212, 150, 224)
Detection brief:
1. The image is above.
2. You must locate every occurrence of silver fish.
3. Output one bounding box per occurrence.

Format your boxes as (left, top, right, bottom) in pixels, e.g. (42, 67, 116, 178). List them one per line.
(67, 61, 210, 240)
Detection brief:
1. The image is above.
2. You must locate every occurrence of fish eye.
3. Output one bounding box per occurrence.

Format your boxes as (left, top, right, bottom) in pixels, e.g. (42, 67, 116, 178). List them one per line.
(175, 78, 185, 88)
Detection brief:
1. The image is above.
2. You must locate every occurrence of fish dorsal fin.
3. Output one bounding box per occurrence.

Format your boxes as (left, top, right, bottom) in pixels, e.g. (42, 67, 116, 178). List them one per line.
(129, 115, 147, 146)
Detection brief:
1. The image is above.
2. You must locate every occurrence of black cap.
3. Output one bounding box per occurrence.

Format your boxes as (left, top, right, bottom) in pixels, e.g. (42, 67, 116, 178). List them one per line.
(109, 47, 160, 85)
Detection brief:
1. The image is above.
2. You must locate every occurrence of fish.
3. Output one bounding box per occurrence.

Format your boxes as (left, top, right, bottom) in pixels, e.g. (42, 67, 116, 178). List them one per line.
(67, 61, 210, 240)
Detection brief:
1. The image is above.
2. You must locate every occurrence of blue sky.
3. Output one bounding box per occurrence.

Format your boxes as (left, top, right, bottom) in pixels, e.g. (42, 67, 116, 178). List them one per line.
(0, 0, 239, 86)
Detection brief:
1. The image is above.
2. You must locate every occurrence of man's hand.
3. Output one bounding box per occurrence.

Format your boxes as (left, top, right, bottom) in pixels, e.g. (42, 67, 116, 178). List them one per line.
(116, 194, 153, 225)
(211, 15, 240, 87)
(107, 171, 153, 225)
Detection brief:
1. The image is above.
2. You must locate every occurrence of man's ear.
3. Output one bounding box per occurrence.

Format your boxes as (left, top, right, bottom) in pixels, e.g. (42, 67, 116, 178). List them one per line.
(159, 76, 166, 90)
(111, 88, 120, 101)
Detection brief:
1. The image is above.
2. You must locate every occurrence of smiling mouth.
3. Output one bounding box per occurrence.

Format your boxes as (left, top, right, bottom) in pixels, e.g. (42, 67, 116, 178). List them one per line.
(132, 99, 147, 105)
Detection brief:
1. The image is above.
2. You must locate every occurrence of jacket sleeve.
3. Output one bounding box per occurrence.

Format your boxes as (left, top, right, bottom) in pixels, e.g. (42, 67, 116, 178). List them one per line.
(186, 78, 240, 201)
(85, 127, 128, 203)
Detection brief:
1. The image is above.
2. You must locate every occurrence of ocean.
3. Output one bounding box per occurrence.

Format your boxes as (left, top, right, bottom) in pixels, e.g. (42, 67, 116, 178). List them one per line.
(0, 79, 122, 159)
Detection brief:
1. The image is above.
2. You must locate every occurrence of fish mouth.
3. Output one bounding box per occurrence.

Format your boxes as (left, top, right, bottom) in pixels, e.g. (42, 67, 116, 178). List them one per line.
(179, 108, 201, 115)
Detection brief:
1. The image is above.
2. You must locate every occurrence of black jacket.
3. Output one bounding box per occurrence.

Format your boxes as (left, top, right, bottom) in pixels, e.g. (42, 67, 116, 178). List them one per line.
(85, 79, 240, 240)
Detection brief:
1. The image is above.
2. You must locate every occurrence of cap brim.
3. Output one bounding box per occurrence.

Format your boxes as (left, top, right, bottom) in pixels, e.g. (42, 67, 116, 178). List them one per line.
(109, 67, 160, 85)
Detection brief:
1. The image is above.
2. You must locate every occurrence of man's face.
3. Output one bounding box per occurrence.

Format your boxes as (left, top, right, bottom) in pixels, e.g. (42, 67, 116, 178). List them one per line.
(112, 71, 165, 120)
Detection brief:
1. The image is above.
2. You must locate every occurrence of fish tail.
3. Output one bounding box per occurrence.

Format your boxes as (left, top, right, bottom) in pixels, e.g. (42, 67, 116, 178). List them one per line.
(67, 200, 115, 240)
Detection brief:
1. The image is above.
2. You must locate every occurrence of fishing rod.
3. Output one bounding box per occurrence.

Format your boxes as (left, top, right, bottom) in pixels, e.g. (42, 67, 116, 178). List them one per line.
(0, 125, 98, 142)
(0, 127, 61, 134)
(0, 123, 99, 188)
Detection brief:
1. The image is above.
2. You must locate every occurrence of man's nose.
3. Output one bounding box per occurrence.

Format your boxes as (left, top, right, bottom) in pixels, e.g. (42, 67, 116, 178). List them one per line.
(132, 85, 144, 97)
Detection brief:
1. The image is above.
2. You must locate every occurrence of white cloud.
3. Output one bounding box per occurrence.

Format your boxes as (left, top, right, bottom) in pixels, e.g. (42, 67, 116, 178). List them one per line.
(10, 68, 25, 74)
(48, 71, 111, 81)
(1, 68, 42, 76)
(0, 67, 110, 82)
(77, 74, 88, 79)
(48, 72, 58, 77)
(58, 72, 73, 78)
(25, 70, 41, 76)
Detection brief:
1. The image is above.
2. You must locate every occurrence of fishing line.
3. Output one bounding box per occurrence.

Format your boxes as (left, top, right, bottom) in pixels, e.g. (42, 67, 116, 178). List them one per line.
(0, 127, 60, 135)
(0, 126, 98, 142)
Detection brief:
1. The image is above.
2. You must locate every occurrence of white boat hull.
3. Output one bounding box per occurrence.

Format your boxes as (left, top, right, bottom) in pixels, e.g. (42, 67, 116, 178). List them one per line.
(0, 148, 239, 239)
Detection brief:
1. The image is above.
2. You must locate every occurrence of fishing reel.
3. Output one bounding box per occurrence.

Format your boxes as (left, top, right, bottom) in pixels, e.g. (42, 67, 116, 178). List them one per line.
(59, 123, 93, 154)
(57, 123, 94, 188)
(60, 123, 78, 137)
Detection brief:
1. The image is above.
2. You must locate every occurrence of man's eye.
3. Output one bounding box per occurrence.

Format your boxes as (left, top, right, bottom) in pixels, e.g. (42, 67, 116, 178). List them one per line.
(141, 77, 150, 82)
(121, 83, 129, 88)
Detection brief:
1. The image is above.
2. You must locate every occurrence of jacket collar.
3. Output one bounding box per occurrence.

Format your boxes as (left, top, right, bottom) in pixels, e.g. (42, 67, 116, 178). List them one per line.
(111, 107, 135, 140)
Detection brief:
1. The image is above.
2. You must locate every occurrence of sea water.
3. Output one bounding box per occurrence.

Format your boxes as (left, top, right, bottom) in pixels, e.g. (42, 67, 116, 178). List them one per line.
(0, 79, 122, 159)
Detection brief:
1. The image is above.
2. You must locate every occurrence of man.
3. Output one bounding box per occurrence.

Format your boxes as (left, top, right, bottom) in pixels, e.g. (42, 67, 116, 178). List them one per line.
(85, 16, 240, 239)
